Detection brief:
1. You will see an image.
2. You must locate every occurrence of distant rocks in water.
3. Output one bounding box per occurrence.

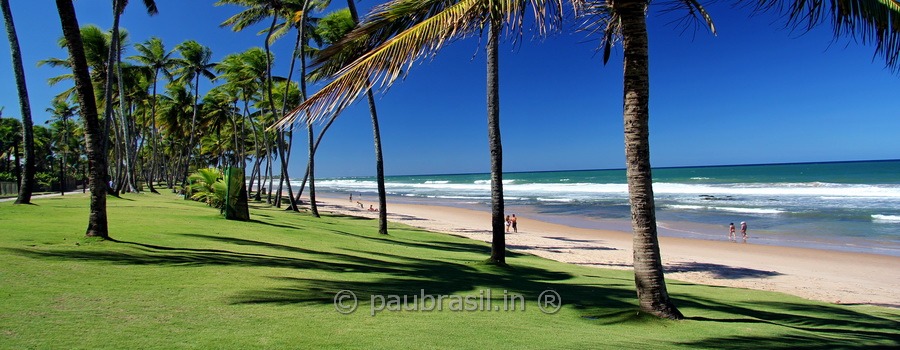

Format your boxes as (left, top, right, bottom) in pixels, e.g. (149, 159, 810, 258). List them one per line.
(699, 195, 735, 201)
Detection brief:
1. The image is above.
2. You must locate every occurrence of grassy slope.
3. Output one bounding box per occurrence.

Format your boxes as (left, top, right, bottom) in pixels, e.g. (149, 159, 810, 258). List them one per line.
(0, 193, 897, 349)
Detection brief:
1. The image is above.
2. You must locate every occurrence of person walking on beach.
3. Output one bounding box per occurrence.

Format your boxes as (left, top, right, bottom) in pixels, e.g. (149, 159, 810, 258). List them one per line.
(510, 214, 518, 233)
(349, 193, 353, 202)
(728, 223, 736, 242)
(505, 215, 511, 233)
(741, 222, 748, 242)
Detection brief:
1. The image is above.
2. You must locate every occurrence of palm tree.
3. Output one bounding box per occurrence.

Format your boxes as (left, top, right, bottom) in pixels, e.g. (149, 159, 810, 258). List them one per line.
(130, 37, 175, 193)
(218, 0, 302, 210)
(105, 0, 158, 192)
(156, 81, 194, 187)
(345, 2, 389, 235)
(1, 0, 36, 204)
(275, 0, 570, 260)
(46, 99, 78, 195)
(39, 25, 124, 107)
(54, 0, 109, 238)
(173, 40, 216, 194)
(577, 0, 900, 320)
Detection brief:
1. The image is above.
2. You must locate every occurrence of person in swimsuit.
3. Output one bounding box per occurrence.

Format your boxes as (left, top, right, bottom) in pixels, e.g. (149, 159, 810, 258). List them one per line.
(510, 214, 518, 233)
(728, 223, 736, 242)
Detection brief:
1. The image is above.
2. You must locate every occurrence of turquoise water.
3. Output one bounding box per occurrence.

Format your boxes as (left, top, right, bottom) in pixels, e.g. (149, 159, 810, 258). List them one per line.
(307, 160, 900, 256)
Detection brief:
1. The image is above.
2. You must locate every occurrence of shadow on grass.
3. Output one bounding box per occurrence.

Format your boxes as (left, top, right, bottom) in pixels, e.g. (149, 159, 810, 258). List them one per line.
(3, 238, 402, 275)
(677, 295, 900, 349)
(229, 254, 638, 317)
(247, 219, 299, 230)
(665, 262, 782, 279)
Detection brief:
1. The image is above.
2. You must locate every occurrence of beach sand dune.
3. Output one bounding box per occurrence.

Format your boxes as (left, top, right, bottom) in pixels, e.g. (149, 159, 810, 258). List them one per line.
(316, 196, 900, 308)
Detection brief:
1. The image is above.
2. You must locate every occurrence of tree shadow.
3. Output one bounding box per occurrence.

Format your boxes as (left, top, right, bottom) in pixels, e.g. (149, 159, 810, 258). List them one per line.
(665, 262, 782, 279)
(2, 238, 402, 275)
(247, 219, 299, 230)
(676, 295, 900, 348)
(230, 253, 640, 318)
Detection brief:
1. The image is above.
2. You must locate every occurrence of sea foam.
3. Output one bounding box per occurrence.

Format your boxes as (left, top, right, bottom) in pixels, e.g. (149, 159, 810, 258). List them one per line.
(872, 214, 900, 223)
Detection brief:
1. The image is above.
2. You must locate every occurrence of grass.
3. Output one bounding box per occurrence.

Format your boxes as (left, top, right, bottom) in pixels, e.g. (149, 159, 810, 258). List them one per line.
(1, 193, 898, 349)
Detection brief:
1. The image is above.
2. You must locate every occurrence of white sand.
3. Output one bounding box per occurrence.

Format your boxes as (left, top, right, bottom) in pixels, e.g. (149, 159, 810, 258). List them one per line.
(314, 195, 900, 308)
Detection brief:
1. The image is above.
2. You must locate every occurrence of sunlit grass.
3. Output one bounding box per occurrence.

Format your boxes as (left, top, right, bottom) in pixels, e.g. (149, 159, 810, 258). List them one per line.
(1, 193, 897, 349)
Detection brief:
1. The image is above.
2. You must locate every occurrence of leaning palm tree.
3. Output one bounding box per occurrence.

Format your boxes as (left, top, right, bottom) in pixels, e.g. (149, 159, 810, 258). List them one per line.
(275, 0, 572, 261)
(314, 4, 390, 234)
(130, 37, 175, 193)
(173, 40, 216, 193)
(1, 0, 36, 204)
(578, 0, 900, 319)
(54, 0, 110, 238)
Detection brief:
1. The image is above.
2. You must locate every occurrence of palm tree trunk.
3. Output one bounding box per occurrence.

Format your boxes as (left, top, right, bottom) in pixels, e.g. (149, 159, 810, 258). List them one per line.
(619, 1, 682, 320)
(366, 88, 388, 234)
(347, 0, 388, 234)
(55, 0, 109, 238)
(486, 20, 505, 264)
(2, 0, 35, 204)
(148, 68, 160, 193)
(279, 28, 304, 211)
(182, 74, 201, 197)
(111, 1, 136, 193)
(307, 120, 319, 217)
(293, 113, 340, 204)
(102, 0, 120, 196)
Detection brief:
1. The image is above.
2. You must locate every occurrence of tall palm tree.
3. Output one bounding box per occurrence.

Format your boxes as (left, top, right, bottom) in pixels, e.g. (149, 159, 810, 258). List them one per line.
(103, 0, 157, 194)
(130, 37, 175, 193)
(54, 0, 109, 238)
(39, 25, 124, 107)
(276, 0, 571, 260)
(579, 0, 900, 320)
(46, 99, 78, 195)
(1, 0, 36, 204)
(346, 2, 389, 235)
(173, 40, 216, 193)
(218, 0, 302, 210)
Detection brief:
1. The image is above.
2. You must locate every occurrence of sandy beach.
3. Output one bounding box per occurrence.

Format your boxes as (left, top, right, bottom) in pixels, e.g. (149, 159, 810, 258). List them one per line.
(315, 195, 900, 308)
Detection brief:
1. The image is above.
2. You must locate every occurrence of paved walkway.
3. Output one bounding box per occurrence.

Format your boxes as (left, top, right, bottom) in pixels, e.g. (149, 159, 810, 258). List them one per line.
(0, 190, 87, 202)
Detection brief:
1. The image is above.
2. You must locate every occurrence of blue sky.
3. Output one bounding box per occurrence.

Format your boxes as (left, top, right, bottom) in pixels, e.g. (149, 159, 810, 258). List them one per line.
(1, 0, 898, 178)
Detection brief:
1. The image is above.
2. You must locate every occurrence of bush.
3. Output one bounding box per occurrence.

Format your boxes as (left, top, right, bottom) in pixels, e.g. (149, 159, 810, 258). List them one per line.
(188, 168, 226, 208)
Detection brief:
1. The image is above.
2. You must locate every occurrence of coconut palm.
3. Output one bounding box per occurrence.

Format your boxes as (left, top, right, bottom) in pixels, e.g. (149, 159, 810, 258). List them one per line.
(218, 0, 304, 210)
(39, 25, 126, 108)
(313, 5, 390, 234)
(54, 0, 110, 238)
(46, 99, 78, 195)
(156, 81, 194, 187)
(275, 0, 572, 261)
(173, 40, 216, 193)
(101, 0, 157, 194)
(576, 0, 900, 320)
(1, 0, 36, 204)
(130, 37, 175, 193)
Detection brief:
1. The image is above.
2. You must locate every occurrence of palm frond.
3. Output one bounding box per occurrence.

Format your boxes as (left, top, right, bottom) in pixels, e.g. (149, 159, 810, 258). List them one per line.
(750, 0, 900, 71)
(272, 0, 486, 130)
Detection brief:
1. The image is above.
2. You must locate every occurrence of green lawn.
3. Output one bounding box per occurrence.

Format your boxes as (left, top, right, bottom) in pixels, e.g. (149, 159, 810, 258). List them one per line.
(1, 193, 897, 349)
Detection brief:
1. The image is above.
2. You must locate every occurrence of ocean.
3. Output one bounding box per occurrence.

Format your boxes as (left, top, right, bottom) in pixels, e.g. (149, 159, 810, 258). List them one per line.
(304, 160, 900, 256)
